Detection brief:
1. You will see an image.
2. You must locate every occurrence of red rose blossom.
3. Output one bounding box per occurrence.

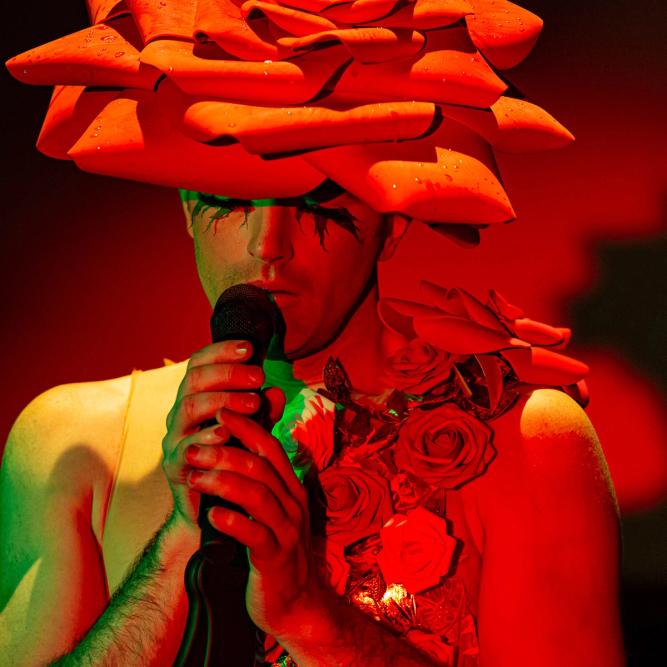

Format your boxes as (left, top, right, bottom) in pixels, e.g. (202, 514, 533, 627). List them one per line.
(394, 402, 495, 489)
(377, 507, 456, 595)
(383, 338, 455, 395)
(319, 464, 393, 547)
(379, 281, 589, 395)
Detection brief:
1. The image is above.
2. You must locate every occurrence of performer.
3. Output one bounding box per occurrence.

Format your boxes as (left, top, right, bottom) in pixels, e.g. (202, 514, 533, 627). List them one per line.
(1, 1, 624, 665)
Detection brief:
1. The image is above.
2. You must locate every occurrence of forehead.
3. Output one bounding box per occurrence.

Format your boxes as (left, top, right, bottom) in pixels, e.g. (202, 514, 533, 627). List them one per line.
(179, 183, 367, 210)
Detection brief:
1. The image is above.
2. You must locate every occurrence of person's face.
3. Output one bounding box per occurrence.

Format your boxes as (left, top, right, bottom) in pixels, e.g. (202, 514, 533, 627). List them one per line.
(184, 190, 408, 358)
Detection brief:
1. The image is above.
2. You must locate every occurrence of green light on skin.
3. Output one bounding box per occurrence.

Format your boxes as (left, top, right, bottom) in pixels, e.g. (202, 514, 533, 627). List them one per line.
(179, 183, 361, 247)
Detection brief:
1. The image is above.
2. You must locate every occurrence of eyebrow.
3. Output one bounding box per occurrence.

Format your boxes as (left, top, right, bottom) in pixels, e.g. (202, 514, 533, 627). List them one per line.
(194, 192, 355, 211)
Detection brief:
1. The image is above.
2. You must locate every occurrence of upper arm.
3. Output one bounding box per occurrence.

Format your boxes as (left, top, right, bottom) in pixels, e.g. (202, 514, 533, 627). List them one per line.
(0, 385, 115, 665)
(475, 389, 624, 666)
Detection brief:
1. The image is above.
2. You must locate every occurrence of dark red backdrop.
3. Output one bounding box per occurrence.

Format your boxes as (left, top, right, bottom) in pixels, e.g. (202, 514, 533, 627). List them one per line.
(2, 2, 665, 663)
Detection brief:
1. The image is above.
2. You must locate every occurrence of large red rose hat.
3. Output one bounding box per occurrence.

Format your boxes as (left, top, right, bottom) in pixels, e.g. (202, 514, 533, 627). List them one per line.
(7, 0, 572, 242)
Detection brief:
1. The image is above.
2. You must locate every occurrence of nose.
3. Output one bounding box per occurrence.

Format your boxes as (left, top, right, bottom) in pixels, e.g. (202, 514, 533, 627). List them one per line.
(246, 206, 294, 265)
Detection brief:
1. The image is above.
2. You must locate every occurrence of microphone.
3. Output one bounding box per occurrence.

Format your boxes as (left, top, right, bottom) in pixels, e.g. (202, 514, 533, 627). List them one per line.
(174, 284, 284, 667)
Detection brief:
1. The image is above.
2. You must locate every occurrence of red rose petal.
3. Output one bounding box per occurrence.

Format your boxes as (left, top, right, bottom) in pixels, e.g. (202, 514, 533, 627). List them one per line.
(7, 18, 159, 90)
(502, 346, 590, 386)
(182, 99, 438, 154)
(36, 86, 121, 160)
(87, 0, 129, 24)
(441, 96, 575, 153)
(126, 0, 197, 43)
(465, 0, 543, 69)
(67, 87, 323, 198)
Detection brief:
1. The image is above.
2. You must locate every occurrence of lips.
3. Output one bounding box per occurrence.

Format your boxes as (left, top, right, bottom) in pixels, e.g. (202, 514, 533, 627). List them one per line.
(246, 280, 297, 295)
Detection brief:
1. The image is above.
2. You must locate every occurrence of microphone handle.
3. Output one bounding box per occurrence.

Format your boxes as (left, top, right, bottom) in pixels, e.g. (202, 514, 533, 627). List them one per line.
(174, 372, 271, 667)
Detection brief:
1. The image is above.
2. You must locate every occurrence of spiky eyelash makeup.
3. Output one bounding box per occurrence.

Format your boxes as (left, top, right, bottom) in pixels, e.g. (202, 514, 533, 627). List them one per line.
(191, 192, 361, 249)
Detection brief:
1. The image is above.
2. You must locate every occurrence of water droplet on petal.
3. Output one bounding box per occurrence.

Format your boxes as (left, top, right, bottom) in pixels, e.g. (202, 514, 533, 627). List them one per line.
(228, 122, 236, 128)
(264, 59, 273, 64)
(391, 183, 398, 190)
(101, 35, 116, 42)
(96, 146, 102, 151)
(414, 177, 422, 184)
(114, 51, 125, 58)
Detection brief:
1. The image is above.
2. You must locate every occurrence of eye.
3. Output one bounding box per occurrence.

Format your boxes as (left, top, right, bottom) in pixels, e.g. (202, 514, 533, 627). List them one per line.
(296, 205, 360, 248)
(192, 193, 253, 232)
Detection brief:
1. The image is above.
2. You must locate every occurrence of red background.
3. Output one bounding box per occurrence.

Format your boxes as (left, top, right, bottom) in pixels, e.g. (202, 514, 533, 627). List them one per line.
(2, 1, 665, 663)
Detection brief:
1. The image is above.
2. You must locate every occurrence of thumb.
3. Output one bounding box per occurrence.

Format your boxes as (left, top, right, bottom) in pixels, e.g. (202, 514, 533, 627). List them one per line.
(263, 386, 286, 426)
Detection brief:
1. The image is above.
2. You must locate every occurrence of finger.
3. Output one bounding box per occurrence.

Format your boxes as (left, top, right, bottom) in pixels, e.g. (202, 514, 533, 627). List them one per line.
(178, 361, 264, 398)
(170, 391, 262, 436)
(184, 444, 303, 524)
(207, 507, 278, 563)
(187, 470, 298, 548)
(216, 409, 307, 506)
(187, 340, 254, 369)
(264, 386, 287, 426)
(163, 423, 229, 481)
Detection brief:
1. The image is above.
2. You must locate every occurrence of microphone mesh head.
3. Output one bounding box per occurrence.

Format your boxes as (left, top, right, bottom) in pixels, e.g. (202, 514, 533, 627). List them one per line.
(210, 284, 278, 361)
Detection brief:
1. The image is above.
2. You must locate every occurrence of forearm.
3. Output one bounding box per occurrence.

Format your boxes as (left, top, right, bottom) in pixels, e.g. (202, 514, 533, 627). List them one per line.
(280, 590, 441, 667)
(50, 513, 199, 667)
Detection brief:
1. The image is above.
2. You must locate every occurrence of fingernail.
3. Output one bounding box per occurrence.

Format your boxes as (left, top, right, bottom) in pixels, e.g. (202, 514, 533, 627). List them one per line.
(248, 369, 264, 384)
(243, 393, 260, 409)
(235, 341, 250, 356)
(185, 445, 200, 464)
(188, 470, 203, 486)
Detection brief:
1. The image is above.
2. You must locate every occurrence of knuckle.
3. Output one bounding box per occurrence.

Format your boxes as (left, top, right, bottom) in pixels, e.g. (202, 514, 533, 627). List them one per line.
(251, 485, 272, 506)
(282, 523, 300, 547)
(181, 394, 198, 422)
(186, 365, 205, 393)
(187, 350, 202, 370)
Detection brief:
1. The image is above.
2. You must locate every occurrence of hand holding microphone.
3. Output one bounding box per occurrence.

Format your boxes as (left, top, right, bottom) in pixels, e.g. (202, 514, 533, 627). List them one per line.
(169, 285, 321, 666)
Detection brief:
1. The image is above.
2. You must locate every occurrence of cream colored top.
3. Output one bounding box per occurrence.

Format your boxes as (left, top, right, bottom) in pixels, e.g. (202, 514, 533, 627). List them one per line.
(100, 360, 188, 596)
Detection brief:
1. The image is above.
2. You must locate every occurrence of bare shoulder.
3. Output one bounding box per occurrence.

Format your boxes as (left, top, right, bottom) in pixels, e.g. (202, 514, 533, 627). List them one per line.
(1, 373, 134, 494)
(462, 387, 620, 553)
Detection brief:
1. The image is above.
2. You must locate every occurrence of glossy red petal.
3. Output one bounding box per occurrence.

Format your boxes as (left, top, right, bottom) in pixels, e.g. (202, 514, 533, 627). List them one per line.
(377, 300, 418, 340)
(334, 47, 507, 108)
(183, 100, 437, 153)
(194, 0, 281, 61)
(502, 347, 589, 386)
(126, 0, 197, 43)
(67, 87, 324, 198)
(242, 1, 337, 36)
(360, 0, 473, 30)
(303, 120, 515, 225)
(414, 315, 528, 354)
(442, 97, 574, 153)
(322, 0, 405, 24)
(512, 318, 569, 347)
(6, 19, 159, 89)
(464, 0, 542, 69)
(419, 283, 503, 331)
(141, 39, 350, 103)
(278, 28, 425, 63)
(87, 0, 129, 24)
(37, 85, 121, 160)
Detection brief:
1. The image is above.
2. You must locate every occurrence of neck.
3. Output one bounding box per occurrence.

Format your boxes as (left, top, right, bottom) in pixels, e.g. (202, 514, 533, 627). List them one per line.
(290, 283, 389, 395)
